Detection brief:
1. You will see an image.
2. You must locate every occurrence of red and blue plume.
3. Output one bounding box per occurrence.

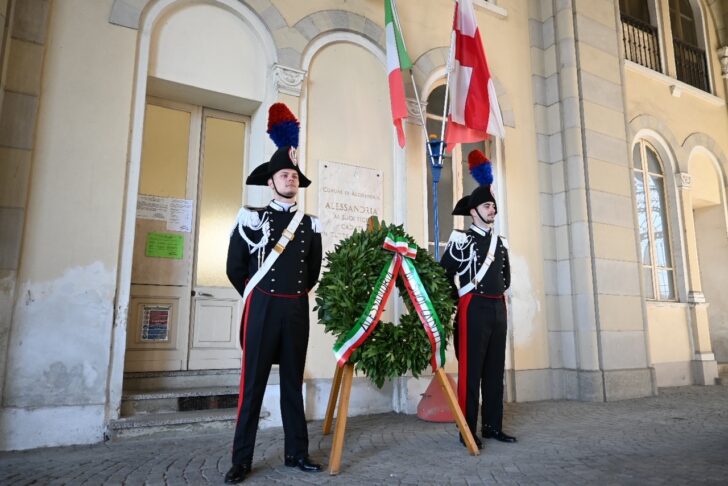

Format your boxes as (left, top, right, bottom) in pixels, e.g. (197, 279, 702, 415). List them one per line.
(267, 103, 300, 148)
(468, 149, 493, 186)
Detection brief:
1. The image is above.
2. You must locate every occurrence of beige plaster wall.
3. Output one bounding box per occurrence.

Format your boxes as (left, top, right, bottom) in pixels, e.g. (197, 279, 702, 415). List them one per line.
(690, 151, 722, 207)
(16, 0, 135, 281)
(303, 41, 394, 378)
(695, 204, 728, 363)
(646, 303, 692, 364)
(624, 70, 728, 168)
(646, 302, 695, 386)
(1, 0, 136, 449)
(493, 1, 548, 373)
(149, 3, 267, 102)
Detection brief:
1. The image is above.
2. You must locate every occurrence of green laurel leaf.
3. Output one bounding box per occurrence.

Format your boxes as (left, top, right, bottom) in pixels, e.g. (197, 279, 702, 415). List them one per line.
(315, 221, 456, 388)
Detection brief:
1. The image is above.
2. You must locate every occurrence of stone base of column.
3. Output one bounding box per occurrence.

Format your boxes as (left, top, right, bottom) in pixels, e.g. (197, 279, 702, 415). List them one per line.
(532, 368, 657, 402)
(603, 368, 656, 401)
(691, 355, 719, 385)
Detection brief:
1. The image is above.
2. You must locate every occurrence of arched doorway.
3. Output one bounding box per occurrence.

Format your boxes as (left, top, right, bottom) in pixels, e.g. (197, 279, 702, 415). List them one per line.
(691, 149, 728, 373)
(109, 0, 278, 430)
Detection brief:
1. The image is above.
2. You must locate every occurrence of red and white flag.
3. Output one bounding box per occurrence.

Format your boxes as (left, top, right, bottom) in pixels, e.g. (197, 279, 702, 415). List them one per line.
(445, 0, 505, 152)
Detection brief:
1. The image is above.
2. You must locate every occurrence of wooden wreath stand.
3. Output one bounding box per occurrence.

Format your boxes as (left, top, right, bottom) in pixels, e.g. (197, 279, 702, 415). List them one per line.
(322, 218, 480, 475)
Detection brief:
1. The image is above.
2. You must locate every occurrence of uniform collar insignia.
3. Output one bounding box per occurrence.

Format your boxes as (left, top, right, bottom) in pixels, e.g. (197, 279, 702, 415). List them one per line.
(269, 200, 298, 213)
(469, 224, 491, 236)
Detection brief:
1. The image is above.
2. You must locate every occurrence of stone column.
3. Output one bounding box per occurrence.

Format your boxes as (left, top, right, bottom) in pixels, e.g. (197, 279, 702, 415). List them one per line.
(676, 173, 719, 385)
(541, 0, 655, 401)
(0, 0, 51, 405)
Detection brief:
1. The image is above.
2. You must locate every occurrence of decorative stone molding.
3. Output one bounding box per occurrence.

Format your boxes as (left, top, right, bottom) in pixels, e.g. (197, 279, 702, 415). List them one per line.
(273, 64, 306, 96)
(719, 46, 728, 79)
(109, 0, 147, 29)
(687, 290, 706, 304)
(677, 172, 692, 189)
(406, 98, 426, 125)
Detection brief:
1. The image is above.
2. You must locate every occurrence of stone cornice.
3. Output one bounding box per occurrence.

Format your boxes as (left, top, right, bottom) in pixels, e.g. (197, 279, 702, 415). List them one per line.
(718, 46, 728, 79)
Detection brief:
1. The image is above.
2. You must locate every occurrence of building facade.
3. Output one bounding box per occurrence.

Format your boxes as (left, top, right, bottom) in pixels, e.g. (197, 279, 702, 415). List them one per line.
(0, 0, 726, 451)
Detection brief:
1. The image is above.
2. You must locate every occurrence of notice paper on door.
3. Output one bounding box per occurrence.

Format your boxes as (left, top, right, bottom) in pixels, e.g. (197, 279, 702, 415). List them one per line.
(137, 194, 194, 233)
(145, 232, 184, 259)
(168, 198, 194, 232)
(137, 194, 168, 221)
(141, 304, 171, 342)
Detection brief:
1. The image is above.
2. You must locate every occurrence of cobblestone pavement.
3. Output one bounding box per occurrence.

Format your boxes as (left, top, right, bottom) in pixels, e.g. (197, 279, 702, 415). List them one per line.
(1, 386, 727, 485)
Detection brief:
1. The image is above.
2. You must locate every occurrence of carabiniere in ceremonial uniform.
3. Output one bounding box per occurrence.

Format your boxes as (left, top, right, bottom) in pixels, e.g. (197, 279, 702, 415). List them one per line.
(224, 103, 322, 484)
(439, 150, 516, 449)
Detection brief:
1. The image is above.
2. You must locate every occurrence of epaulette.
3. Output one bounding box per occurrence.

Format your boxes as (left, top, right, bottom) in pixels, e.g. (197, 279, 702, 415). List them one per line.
(447, 230, 469, 245)
(235, 206, 265, 228)
(307, 214, 322, 234)
(499, 235, 509, 250)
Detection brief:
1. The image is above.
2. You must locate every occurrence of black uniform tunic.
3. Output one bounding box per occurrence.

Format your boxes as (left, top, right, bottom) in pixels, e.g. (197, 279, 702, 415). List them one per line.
(226, 201, 322, 465)
(439, 224, 510, 437)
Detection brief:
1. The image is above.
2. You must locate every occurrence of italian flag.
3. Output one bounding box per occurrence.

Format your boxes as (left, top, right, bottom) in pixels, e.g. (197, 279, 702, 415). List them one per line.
(385, 0, 412, 148)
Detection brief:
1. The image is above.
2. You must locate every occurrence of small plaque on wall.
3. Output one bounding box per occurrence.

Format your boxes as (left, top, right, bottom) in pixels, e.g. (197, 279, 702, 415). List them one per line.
(318, 160, 383, 255)
(140, 304, 171, 342)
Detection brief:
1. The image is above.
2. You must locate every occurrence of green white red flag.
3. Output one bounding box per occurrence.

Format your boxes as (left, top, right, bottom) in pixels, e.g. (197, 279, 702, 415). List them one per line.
(385, 0, 412, 148)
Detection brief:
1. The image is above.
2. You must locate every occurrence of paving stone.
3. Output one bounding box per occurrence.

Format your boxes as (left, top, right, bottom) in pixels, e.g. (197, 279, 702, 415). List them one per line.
(1, 386, 727, 484)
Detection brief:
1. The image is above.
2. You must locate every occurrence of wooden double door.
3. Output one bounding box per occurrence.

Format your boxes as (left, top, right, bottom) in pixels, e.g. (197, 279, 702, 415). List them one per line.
(125, 98, 248, 372)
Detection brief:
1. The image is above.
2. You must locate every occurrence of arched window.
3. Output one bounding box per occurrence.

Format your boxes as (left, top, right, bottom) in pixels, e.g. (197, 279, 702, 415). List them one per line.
(633, 140, 675, 300)
(669, 0, 710, 91)
(619, 0, 651, 24)
(425, 84, 493, 256)
(669, 0, 698, 46)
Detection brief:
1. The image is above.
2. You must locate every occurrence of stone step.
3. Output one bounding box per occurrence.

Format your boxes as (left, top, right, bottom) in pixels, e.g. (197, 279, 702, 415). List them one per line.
(123, 369, 242, 391)
(120, 386, 239, 416)
(109, 409, 238, 440)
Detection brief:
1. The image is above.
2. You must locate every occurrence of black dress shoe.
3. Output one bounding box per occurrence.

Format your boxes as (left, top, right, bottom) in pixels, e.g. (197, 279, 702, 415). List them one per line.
(224, 463, 251, 484)
(284, 455, 322, 472)
(482, 426, 517, 443)
(458, 433, 484, 450)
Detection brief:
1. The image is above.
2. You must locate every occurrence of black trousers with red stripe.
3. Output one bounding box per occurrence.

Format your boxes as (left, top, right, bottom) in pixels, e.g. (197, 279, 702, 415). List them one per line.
(232, 288, 310, 465)
(455, 294, 508, 437)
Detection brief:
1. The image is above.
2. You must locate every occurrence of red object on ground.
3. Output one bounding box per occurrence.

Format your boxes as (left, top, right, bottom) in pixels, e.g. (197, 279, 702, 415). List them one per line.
(416, 372, 458, 422)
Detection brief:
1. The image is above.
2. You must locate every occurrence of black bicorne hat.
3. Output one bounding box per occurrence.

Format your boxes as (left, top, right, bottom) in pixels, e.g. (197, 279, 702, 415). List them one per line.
(452, 185, 497, 215)
(452, 149, 497, 216)
(245, 103, 311, 188)
(245, 145, 312, 187)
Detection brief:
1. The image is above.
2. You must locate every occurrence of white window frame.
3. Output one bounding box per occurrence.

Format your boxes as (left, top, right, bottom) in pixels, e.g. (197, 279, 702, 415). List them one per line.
(633, 139, 677, 301)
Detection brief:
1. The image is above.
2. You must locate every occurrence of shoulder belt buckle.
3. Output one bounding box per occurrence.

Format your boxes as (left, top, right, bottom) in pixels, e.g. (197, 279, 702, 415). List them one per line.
(273, 242, 285, 254)
(282, 228, 295, 241)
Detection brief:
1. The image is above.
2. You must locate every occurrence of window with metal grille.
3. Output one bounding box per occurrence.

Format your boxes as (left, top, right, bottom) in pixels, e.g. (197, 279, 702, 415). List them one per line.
(619, 0, 662, 72)
(669, 0, 710, 92)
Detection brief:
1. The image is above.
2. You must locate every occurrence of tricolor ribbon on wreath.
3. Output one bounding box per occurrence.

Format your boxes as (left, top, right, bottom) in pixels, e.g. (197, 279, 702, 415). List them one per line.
(333, 233, 446, 371)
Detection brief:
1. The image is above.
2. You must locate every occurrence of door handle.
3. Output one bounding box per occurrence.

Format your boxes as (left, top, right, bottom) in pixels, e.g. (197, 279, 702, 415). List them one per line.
(197, 292, 214, 298)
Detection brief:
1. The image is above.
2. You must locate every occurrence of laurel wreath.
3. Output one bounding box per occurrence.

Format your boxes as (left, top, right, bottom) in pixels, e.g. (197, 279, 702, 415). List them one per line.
(315, 220, 456, 388)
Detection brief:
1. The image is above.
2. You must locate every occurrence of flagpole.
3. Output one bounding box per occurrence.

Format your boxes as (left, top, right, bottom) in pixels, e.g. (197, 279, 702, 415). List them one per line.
(432, 1, 457, 260)
(440, 1, 457, 142)
(391, 0, 432, 158)
(392, 0, 444, 260)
